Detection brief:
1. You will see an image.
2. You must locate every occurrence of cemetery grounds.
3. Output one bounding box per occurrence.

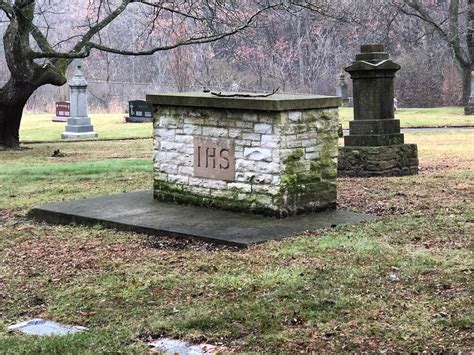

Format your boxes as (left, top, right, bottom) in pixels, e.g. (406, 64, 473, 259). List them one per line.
(0, 108, 472, 353)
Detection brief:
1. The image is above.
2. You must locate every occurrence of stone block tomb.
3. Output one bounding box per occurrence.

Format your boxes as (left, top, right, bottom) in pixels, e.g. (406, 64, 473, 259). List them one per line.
(147, 92, 340, 217)
(30, 93, 375, 246)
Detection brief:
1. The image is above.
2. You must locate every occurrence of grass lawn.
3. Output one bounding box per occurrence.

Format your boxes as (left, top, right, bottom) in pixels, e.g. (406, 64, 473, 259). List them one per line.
(20, 113, 153, 142)
(339, 106, 474, 129)
(19, 107, 474, 142)
(0, 131, 473, 352)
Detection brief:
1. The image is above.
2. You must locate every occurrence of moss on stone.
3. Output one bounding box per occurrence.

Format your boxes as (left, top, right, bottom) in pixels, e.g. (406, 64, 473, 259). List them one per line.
(281, 149, 305, 193)
(153, 104, 338, 216)
(154, 178, 286, 216)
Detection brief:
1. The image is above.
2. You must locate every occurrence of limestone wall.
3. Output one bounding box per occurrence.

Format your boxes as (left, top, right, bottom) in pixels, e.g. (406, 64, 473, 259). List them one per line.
(153, 106, 339, 216)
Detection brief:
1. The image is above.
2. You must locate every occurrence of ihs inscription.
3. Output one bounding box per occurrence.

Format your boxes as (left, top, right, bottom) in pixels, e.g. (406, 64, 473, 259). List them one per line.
(193, 137, 235, 181)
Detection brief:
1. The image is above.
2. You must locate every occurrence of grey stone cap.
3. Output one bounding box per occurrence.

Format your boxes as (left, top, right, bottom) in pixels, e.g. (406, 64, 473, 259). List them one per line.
(355, 52, 390, 61)
(361, 44, 385, 53)
(146, 92, 341, 111)
(346, 60, 401, 73)
(69, 65, 88, 87)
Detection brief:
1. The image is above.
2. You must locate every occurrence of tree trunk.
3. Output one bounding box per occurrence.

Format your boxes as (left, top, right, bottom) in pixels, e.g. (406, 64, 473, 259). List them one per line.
(0, 104, 25, 148)
(462, 65, 473, 114)
(0, 1, 67, 149)
(0, 80, 40, 149)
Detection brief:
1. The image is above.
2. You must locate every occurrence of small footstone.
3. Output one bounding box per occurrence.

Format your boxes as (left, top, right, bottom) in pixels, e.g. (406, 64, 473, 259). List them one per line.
(149, 338, 224, 354)
(8, 318, 87, 336)
(388, 273, 400, 282)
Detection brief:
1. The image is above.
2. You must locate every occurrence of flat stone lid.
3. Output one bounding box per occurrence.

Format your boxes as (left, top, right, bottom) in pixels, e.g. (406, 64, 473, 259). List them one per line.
(146, 92, 341, 111)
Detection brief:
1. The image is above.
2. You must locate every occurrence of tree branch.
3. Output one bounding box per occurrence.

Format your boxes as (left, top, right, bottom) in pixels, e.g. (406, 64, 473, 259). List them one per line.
(32, 4, 277, 59)
(210, 87, 280, 97)
(133, 0, 207, 21)
(28, 22, 56, 54)
(50, 0, 131, 68)
(397, 0, 470, 68)
(447, 0, 469, 68)
(288, 0, 360, 25)
(394, 0, 448, 37)
(0, 0, 14, 19)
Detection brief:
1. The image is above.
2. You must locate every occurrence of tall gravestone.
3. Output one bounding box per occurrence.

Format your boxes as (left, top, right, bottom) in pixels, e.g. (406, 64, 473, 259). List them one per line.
(338, 44, 419, 177)
(335, 68, 350, 107)
(61, 65, 97, 140)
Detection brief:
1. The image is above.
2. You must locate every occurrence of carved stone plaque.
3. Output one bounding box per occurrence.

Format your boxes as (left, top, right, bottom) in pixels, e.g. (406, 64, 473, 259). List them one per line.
(194, 137, 235, 181)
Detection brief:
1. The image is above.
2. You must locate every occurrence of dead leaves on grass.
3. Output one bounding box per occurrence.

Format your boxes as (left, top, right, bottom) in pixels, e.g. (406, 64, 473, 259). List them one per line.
(0, 208, 24, 226)
(4, 232, 141, 282)
(337, 172, 473, 217)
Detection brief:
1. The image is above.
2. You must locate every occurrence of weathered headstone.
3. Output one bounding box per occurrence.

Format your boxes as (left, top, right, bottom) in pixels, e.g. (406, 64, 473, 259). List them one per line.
(465, 72, 474, 115)
(125, 100, 154, 123)
(51, 101, 70, 122)
(338, 44, 419, 177)
(148, 92, 340, 217)
(61, 65, 98, 140)
(335, 67, 350, 107)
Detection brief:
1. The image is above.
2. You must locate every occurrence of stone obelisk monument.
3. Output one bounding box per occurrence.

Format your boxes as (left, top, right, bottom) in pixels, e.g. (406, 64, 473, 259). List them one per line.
(61, 65, 97, 140)
(335, 67, 350, 107)
(338, 44, 418, 177)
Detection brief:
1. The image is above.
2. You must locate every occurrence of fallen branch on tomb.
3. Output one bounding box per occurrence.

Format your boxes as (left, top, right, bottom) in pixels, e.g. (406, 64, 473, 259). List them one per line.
(209, 88, 280, 98)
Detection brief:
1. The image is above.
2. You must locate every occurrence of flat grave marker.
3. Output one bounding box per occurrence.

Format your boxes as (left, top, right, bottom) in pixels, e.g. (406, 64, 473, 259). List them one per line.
(8, 319, 87, 336)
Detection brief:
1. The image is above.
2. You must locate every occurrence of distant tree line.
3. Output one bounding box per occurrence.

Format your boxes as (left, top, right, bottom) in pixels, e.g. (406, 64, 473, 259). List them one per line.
(0, 0, 471, 147)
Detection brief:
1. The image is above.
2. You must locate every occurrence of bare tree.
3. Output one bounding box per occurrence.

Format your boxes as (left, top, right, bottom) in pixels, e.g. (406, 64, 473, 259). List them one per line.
(0, 0, 276, 149)
(393, 0, 474, 113)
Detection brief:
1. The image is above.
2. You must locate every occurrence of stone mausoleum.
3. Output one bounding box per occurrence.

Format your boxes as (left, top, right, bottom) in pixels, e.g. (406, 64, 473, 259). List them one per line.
(147, 93, 340, 217)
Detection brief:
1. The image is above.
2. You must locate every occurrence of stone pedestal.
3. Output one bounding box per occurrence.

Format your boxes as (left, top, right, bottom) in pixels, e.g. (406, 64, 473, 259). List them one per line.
(147, 92, 341, 217)
(339, 145, 418, 177)
(61, 65, 97, 140)
(338, 44, 419, 177)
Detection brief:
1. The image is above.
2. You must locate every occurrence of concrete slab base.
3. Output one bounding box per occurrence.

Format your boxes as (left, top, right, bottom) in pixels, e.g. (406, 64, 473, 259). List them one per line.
(52, 116, 69, 122)
(125, 116, 153, 123)
(61, 132, 98, 140)
(29, 191, 374, 247)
